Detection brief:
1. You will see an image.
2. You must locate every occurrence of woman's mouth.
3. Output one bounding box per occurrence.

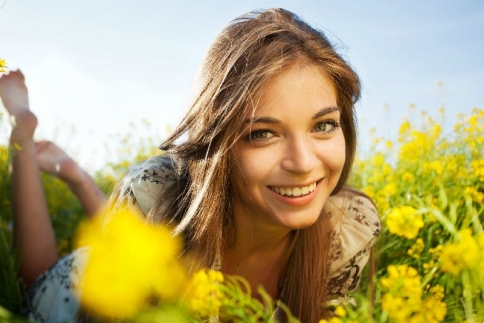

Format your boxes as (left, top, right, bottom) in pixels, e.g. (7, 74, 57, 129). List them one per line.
(269, 182, 317, 197)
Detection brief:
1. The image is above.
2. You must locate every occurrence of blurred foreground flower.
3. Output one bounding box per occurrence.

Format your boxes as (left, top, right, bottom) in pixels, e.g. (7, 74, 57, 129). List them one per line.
(74, 207, 186, 318)
(440, 229, 481, 276)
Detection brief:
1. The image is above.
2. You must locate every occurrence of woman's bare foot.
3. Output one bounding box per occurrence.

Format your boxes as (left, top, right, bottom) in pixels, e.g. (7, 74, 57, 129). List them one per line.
(34, 141, 86, 187)
(0, 70, 37, 146)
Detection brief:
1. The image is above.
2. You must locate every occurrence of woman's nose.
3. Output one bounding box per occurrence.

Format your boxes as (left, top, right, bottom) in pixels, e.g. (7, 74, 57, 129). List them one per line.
(280, 136, 318, 175)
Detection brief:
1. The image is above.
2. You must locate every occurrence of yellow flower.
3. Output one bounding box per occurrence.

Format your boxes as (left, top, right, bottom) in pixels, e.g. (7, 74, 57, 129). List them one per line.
(398, 129, 435, 165)
(334, 305, 346, 317)
(429, 285, 445, 301)
(464, 186, 484, 204)
(381, 266, 446, 323)
(187, 269, 224, 317)
(469, 115, 478, 127)
(419, 296, 447, 323)
(382, 293, 418, 322)
(423, 260, 436, 273)
(381, 182, 397, 197)
(381, 265, 422, 299)
(363, 185, 375, 199)
(429, 244, 443, 257)
(440, 229, 480, 275)
(373, 153, 385, 167)
(386, 206, 424, 239)
(430, 124, 442, 139)
(319, 318, 344, 323)
(0, 58, 7, 73)
(471, 159, 484, 182)
(422, 160, 444, 175)
(74, 207, 186, 318)
(408, 238, 424, 259)
(402, 171, 415, 183)
(398, 120, 412, 139)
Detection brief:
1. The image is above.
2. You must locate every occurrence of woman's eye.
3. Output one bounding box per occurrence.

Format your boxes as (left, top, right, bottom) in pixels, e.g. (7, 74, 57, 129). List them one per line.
(246, 130, 274, 141)
(314, 121, 340, 133)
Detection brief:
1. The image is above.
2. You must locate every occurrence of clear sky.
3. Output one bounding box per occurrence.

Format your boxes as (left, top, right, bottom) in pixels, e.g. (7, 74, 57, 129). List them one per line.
(1, 0, 483, 170)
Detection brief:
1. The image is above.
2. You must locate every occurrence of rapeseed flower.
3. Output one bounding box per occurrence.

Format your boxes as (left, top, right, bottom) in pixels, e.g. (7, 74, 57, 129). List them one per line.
(398, 120, 411, 140)
(429, 285, 445, 301)
(398, 131, 434, 164)
(381, 182, 397, 197)
(318, 318, 344, 323)
(471, 159, 484, 182)
(440, 229, 480, 275)
(381, 265, 422, 320)
(422, 160, 444, 176)
(464, 186, 484, 204)
(74, 207, 186, 318)
(382, 293, 417, 322)
(381, 265, 422, 299)
(386, 206, 424, 239)
(402, 171, 415, 183)
(0, 59, 7, 73)
(381, 266, 446, 323)
(187, 269, 224, 317)
(408, 238, 424, 259)
(411, 297, 447, 323)
(319, 306, 348, 323)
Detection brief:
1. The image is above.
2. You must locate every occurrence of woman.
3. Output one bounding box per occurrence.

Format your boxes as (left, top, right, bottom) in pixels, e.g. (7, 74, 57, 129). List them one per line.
(2, 8, 380, 323)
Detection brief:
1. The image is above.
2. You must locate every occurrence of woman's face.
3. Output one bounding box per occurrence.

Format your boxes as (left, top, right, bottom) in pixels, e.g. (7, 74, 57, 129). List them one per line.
(231, 64, 346, 231)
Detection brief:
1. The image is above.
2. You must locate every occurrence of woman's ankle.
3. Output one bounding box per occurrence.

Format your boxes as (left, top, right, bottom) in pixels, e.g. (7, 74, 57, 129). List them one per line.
(9, 110, 38, 147)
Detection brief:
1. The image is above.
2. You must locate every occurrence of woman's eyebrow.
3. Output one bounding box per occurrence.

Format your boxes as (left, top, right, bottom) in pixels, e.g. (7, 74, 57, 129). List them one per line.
(243, 116, 280, 124)
(312, 106, 340, 120)
(243, 106, 340, 124)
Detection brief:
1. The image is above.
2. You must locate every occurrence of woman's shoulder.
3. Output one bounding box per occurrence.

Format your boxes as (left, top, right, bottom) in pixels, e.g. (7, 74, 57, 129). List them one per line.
(323, 187, 380, 297)
(324, 186, 380, 272)
(325, 186, 380, 229)
(113, 152, 180, 220)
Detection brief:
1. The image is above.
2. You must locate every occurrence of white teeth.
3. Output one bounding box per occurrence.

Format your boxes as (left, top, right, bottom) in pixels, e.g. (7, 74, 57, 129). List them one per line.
(270, 182, 317, 197)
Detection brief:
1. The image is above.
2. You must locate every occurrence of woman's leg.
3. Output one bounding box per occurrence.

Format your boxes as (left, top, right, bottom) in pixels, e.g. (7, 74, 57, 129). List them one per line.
(0, 70, 57, 286)
(35, 140, 106, 218)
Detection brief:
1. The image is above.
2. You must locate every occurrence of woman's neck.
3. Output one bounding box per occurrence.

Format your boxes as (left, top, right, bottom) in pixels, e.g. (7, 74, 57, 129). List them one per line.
(227, 205, 293, 255)
(222, 210, 295, 299)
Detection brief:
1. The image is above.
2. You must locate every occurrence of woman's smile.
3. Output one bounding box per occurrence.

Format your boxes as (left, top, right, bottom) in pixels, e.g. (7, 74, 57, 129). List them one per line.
(269, 181, 318, 197)
(267, 179, 323, 207)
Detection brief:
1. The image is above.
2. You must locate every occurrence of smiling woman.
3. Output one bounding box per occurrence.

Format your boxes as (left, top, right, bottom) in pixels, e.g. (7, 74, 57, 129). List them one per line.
(3, 7, 380, 323)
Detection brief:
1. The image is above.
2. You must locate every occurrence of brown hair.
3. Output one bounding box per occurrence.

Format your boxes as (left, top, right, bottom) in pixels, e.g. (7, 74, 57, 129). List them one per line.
(155, 8, 360, 322)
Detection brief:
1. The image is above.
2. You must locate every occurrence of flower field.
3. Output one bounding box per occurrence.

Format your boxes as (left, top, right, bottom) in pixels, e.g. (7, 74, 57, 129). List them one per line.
(0, 108, 483, 322)
(347, 107, 484, 323)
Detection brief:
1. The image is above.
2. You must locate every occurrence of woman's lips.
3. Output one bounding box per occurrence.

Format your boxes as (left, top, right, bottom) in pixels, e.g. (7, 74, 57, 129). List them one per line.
(268, 180, 322, 206)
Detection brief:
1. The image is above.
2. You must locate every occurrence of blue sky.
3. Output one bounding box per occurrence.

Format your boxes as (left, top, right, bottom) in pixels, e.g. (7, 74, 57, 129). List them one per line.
(1, 1, 483, 169)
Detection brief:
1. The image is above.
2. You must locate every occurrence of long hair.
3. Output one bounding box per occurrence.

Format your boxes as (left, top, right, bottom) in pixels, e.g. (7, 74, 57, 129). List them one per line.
(155, 8, 361, 322)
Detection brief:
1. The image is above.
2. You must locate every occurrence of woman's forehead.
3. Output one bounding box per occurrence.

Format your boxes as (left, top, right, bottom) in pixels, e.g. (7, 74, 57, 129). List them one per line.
(245, 65, 338, 118)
